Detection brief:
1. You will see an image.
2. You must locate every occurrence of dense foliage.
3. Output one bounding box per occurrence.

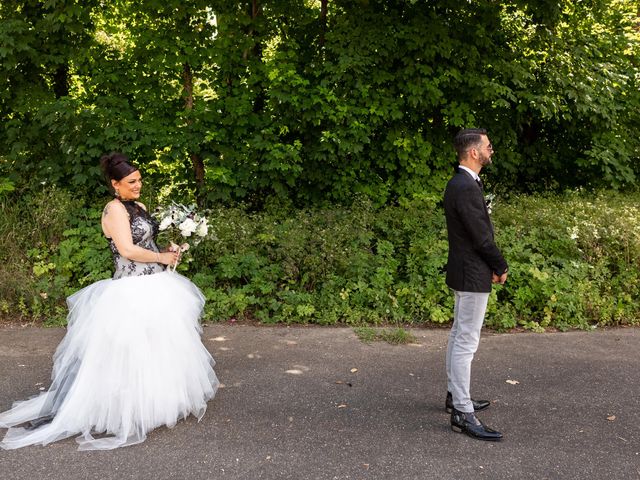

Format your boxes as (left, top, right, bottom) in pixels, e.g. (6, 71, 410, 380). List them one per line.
(1, 1, 639, 205)
(1, 2, 639, 329)
(2, 189, 639, 330)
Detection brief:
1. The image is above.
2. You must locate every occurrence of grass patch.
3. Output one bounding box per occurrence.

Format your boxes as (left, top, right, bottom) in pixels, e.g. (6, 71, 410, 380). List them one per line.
(353, 326, 417, 345)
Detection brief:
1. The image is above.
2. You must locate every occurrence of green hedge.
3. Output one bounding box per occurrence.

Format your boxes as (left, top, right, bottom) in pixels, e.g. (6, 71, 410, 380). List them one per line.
(1, 189, 639, 330)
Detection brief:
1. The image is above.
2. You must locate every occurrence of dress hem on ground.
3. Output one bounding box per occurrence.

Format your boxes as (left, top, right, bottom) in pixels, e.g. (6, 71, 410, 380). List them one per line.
(0, 271, 219, 451)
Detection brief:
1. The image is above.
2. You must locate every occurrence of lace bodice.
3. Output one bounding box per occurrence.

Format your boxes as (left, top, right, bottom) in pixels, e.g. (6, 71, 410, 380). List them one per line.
(108, 200, 165, 279)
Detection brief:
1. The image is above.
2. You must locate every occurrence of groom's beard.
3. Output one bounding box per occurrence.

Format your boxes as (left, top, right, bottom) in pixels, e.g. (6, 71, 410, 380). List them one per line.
(480, 151, 492, 167)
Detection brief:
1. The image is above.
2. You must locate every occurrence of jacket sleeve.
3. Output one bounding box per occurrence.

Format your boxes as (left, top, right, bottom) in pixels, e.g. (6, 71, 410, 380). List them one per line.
(455, 184, 508, 275)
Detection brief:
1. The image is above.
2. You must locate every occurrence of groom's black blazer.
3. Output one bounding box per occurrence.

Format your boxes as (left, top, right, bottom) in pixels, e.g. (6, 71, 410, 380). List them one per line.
(443, 167, 508, 293)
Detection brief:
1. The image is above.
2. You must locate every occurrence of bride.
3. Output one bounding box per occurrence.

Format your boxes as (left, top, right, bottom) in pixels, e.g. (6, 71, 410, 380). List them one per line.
(0, 153, 219, 450)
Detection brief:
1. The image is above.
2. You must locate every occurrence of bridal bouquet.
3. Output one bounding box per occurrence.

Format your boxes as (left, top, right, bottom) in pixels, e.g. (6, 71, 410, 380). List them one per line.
(485, 193, 495, 215)
(154, 202, 209, 272)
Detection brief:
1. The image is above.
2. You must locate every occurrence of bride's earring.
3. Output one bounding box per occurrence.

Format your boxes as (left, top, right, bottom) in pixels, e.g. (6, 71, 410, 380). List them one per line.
(115, 189, 120, 198)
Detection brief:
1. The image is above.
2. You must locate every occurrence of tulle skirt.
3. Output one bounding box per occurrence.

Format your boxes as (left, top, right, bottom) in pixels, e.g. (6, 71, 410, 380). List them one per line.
(0, 271, 219, 450)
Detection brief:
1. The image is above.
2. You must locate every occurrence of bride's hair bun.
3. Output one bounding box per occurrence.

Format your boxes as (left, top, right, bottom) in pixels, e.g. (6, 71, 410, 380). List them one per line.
(100, 152, 138, 181)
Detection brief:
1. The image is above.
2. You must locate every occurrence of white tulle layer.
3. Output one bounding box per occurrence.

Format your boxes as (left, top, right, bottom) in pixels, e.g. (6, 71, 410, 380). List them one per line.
(0, 271, 219, 450)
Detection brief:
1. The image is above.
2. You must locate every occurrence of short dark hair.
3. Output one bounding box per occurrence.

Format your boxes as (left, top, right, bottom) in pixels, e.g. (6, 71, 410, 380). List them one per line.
(453, 128, 487, 160)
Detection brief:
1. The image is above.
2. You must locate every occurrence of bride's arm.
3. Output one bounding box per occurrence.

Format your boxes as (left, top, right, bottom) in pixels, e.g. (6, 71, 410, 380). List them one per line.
(101, 201, 178, 265)
(133, 202, 178, 253)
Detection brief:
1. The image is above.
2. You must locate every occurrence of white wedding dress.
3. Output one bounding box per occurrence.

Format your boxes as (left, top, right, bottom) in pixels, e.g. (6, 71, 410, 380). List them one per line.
(0, 200, 219, 450)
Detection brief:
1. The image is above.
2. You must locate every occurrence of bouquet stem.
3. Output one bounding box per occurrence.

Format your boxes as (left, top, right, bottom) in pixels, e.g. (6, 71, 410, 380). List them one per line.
(169, 247, 183, 273)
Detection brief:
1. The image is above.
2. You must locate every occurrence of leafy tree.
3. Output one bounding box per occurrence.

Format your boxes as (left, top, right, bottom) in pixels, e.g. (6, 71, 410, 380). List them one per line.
(1, 0, 638, 205)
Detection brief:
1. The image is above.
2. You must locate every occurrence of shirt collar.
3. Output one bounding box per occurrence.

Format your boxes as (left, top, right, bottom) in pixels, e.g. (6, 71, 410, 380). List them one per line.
(458, 165, 480, 182)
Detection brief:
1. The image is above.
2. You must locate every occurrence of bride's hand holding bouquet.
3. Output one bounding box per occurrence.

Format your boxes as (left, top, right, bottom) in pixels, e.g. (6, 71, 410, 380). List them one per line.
(155, 202, 209, 272)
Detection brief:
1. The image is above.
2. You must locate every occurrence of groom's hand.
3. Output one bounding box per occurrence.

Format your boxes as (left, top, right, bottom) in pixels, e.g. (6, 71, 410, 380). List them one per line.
(493, 272, 508, 284)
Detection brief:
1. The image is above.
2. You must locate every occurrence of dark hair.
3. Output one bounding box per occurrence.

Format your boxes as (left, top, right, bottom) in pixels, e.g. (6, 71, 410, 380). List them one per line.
(99, 152, 138, 182)
(453, 128, 487, 160)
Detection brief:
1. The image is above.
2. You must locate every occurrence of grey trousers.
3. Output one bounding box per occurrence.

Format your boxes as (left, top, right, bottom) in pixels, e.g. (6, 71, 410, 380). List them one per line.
(446, 290, 490, 413)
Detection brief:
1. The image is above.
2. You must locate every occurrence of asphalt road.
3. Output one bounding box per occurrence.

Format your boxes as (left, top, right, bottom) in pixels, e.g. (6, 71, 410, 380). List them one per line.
(0, 325, 638, 480)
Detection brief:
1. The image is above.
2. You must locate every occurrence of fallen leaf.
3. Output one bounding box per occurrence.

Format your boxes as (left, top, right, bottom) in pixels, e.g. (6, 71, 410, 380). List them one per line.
(607, 415, 616, 421)
(505, 379, 520, 385)
(350, 368, 358, 373)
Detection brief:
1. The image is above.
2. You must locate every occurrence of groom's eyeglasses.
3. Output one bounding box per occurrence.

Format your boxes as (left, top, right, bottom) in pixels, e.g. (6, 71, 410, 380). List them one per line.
(470, 144, 493, 154)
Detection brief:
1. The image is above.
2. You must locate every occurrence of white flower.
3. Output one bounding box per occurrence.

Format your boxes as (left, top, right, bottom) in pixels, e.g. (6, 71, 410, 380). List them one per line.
(159, 216, 173, 231)
(195, 219, 208, 237)
(178, 218, 197, 237)
(568, 226, 579, 240)
(485, 194, 495, 215)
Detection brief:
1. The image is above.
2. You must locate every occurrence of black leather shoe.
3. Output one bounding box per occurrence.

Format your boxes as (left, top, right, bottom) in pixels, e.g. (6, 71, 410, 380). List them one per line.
(445, 391, 490, 414)
(450, 408, 503, 441)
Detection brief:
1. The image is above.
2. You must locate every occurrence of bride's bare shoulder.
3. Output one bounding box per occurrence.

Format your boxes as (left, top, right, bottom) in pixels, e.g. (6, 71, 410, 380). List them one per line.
(102, 199, 126, 219)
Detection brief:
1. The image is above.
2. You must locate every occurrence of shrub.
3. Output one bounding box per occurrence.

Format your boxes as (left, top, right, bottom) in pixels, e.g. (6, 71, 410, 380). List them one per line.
(1, 188, 638, 330)
(0, 188, 110, 324)
(490, 191, 640, 329)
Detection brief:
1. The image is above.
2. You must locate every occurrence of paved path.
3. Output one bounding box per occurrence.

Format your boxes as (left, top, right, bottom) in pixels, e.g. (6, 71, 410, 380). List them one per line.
(0, 325, 639, 480)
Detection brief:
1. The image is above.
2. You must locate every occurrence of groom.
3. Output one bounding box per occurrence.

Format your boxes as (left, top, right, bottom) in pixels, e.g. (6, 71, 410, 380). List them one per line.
(443, 128, 508, 441)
